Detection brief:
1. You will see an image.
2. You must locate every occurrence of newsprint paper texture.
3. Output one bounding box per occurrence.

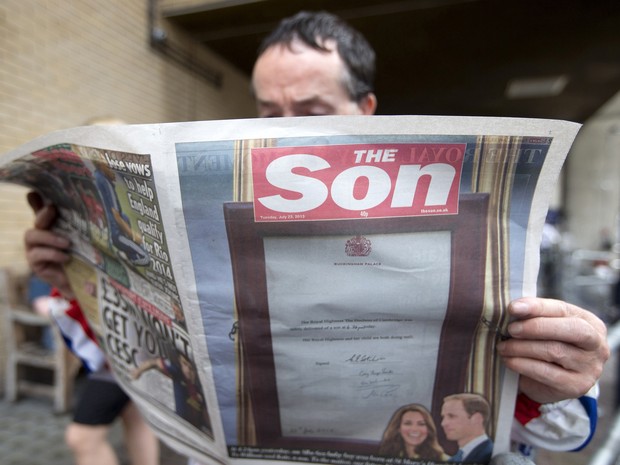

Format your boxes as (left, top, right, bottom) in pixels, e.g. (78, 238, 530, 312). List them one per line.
(0, 116, 580, 465)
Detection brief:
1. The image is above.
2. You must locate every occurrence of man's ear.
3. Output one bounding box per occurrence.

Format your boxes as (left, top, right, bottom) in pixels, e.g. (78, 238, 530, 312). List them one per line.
(471, 412, 486, 428)
(358, 93, 377, 115)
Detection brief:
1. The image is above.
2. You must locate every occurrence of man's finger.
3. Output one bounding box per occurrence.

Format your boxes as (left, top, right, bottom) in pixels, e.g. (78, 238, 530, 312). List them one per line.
(32, 204, 59, 231)
(26, 191, 44, 212)
(26, 247, 72, 270)
(503, 356, 598, 402)
(500, 339, 586, 367)
(509, 297, 608, 336)
(506, 315, 606, 352)
(24, 229, 71, 252)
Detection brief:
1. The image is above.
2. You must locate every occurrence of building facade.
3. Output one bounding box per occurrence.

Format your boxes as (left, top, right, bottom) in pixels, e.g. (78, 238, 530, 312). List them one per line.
(0, 0, 256, 268)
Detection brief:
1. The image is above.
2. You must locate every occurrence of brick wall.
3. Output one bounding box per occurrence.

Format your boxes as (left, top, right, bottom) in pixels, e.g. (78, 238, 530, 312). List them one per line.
(0, 0, 256, 269)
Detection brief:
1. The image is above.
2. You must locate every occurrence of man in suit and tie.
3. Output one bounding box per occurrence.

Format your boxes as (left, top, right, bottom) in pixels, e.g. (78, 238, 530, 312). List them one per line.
(441, 393, 494, 463)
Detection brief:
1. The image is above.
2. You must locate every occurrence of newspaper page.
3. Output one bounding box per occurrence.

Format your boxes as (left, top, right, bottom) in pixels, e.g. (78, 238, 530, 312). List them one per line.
(0, 115, 580, 465)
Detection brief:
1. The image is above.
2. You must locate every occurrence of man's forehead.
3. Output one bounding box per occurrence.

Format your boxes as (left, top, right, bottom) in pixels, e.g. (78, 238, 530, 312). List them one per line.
(443, 399, 465, 411)
(255, 39, 341, 72)
(252, 39, 348, 97)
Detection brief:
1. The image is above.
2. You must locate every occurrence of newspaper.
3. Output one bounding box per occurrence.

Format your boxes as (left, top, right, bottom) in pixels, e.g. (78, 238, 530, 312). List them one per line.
(0, 116, 580, 465)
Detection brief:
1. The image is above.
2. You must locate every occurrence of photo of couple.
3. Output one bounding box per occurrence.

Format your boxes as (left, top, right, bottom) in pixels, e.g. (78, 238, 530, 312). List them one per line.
(379, 393, 493, 463)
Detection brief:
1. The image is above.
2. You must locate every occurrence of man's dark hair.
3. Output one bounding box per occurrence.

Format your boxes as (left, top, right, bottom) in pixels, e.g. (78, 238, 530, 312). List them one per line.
(257, 11, 375, 102)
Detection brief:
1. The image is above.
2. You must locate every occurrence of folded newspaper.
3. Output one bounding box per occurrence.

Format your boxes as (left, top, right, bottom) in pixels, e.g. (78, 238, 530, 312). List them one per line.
(0, 116, 580, 464)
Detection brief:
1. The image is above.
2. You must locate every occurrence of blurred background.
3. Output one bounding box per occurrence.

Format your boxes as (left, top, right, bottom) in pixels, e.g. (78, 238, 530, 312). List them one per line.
(1, 1, 619, 464)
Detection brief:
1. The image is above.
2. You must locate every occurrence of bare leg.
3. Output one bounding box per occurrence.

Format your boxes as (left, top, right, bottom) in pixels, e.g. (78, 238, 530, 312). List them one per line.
(120, 402, 160, 465)
(65, 422, 119, 465)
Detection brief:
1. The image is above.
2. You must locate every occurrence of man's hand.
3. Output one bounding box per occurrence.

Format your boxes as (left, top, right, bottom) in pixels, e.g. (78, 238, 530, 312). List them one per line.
(497, 297, 610, 404)
(24, 192, 74, 299)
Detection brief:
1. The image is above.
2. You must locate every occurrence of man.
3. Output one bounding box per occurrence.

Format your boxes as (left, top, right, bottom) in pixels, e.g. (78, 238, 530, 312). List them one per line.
(250, 8, 607, 399)
(25, 10, 609, 463)
(252, 11, 376, 117)
(92, 157, 149, 266)
(441, 393, 494, 463)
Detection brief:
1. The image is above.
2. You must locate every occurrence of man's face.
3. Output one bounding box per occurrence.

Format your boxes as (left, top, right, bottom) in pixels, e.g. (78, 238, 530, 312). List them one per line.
(440, 399, 482, 446)
(252, 40, 376, 117)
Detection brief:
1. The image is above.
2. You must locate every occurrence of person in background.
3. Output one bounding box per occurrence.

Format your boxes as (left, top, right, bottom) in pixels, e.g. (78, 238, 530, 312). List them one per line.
(25, 11, 609, 464)
(27, 273, 55, 349)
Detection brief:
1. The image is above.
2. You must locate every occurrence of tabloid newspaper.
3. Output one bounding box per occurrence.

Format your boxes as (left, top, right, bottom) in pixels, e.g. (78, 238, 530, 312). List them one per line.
(0, 116, 580, 465)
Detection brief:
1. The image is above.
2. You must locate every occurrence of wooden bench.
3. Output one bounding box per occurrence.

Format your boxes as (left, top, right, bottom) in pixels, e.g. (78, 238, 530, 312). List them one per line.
(1, 268, 79, 413)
